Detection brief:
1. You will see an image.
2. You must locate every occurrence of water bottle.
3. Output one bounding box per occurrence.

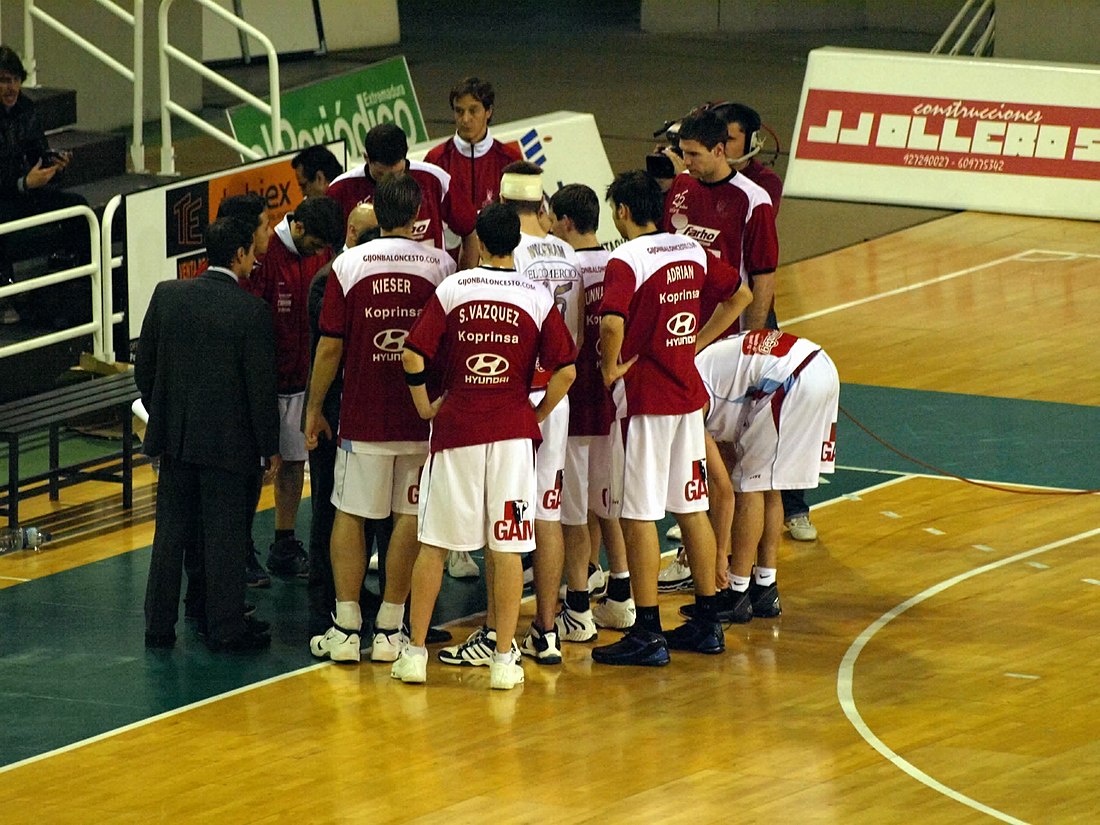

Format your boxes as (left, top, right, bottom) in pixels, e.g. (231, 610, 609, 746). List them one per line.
(0, 526, 52, 553)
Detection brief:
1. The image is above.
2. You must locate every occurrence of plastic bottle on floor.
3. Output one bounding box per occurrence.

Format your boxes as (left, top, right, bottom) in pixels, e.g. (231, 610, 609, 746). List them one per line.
(0, 526, 52, 553)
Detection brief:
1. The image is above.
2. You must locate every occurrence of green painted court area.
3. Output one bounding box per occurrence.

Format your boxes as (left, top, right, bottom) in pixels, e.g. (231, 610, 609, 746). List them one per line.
(1, 384, 1096, 768)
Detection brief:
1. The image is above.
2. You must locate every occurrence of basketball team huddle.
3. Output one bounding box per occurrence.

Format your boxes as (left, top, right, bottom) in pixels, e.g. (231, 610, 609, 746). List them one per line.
(305, 78, 840, 690)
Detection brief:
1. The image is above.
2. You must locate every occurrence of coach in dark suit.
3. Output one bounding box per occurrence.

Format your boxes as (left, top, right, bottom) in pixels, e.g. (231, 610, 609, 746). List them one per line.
(136, 217, 280, 651)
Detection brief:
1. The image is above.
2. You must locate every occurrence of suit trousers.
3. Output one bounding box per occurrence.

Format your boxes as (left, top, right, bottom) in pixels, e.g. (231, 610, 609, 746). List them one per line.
(145, 455, 252, 642)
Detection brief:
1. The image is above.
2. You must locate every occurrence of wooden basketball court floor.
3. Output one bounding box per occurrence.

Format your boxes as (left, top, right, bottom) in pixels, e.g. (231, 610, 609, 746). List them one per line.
(1, 211, 1098, 823)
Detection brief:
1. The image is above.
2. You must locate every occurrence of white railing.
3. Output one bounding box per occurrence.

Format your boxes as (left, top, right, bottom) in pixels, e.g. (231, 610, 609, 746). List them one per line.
(0, 206, 104, 360)
(23, 0, 146, 173)
(932, 0, 996, 57)
(158, 0, 281, 174)
(100, 196, 126, 362)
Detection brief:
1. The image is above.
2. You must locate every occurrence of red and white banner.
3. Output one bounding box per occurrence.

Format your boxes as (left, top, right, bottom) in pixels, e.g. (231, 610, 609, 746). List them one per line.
(786, 48, 1100, 220)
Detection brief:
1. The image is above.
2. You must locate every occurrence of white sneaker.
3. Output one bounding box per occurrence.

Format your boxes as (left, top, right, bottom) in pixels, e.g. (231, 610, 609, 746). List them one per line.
(657, 549, 694, 592)
(785, 514, 818, 542)
(367, 552, 379, 572)
(665, 523, 682, 542)
(391, 648, 427, 683)
(369, 625, 408, 662)
(592, 596, 636, 629)
(446, 550, 480, 579)
(489, 651, 525, 690)
(438, 626, 496, 667)
(521, 623, 562, 665)
(309, 623, 361, 663)
(554, 605, 598, 642)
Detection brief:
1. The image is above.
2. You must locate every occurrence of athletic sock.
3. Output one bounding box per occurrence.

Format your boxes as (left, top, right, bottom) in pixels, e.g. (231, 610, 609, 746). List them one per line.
(404, 644, 427, 658)
(334, 600, 362, 631)
(730, 574, 751, 593)
(607, 573, 631, 602)
(754, 566, 777, 587)
(274, 528, 295, 543)
(492, 650, 513, 664)
(694, 593, 718, 623)
(375, 601, 404, 630)
(637, 605, 662, 634)
(565, 589, 590, 613)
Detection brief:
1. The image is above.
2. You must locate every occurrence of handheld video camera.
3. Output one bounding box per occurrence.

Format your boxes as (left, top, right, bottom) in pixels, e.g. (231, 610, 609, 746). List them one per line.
(645, 119, 683, 179)
(646, 101, 768, 178)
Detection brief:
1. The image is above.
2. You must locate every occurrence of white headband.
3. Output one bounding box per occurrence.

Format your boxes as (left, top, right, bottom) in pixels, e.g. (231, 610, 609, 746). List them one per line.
(499, 172, 544, 201)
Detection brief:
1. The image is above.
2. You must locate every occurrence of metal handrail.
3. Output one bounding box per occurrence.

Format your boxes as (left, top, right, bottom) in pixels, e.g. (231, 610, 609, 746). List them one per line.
(23, 0, 145, 173)
(0, 205, 103, 360)
(931, 0, 995, 57)
(100, 195, 126, 363)
(158, 0, 281, 174)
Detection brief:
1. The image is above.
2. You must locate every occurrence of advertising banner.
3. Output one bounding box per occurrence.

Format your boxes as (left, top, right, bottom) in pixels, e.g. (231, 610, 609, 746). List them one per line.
(126, 143, 346, 339)
(786, 48, 1100, 220)
(226, 56, 426, 159)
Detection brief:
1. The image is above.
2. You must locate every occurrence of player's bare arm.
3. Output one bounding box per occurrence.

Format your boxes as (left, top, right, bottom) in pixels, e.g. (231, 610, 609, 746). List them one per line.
(533, 364, 577, 423)
(696, 280, 753, 353)
(459, 230, 481, 270)
(304, 335, 343, 449)
(599, 313, 637, 388)
(741, 270, 775, 331)
(402, 347, 442, 420)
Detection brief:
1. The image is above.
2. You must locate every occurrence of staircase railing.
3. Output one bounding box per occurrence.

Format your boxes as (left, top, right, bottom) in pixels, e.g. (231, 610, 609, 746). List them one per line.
(0, 206, 104, 360)
(932, 0, 996, 57)
(23, 0, 146, 173)
(157, 0, 282, 174)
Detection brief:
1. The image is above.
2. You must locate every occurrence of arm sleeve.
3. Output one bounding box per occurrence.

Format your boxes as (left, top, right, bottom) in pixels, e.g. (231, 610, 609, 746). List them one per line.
(441, 187, 478, 237)
(404, 293, 447, 360)
(700, 256, 742, 307)
(133, 286, 161, 403)
(743, 202, 779, 276)
(246, 303, 280, 457)
(538, 302, 579, 372)
(598, 258, 637, 319)
(317, 265, 347, 338)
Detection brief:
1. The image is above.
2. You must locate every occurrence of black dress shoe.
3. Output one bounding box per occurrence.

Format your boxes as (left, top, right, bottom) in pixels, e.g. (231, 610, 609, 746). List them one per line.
(145, 631, 176, 649)
(206, 628, 271, 652)
(425, 626, 453, 644)
(195, 613, 269, 638)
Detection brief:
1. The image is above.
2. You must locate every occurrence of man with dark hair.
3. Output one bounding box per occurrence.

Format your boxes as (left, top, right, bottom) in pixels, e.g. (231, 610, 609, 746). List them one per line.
(393, 202, 576, 689)
(663, 109, 778, 333)
(249, 195, 344, 578)
(305, 174, 455, 663)
(425, 76, 522, 218)
(136, 216, 279, 652)
(548, 183, 634, 632)
(216, 192, 272, 257)
(0, 45, 87, 324)
(292, 145, 343, 199)
(326, 123, 480, 269)
(592, 170, 752, 666)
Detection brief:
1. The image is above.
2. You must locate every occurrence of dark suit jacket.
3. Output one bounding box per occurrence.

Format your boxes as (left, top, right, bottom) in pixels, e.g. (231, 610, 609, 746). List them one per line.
(135, 267, 280, 476)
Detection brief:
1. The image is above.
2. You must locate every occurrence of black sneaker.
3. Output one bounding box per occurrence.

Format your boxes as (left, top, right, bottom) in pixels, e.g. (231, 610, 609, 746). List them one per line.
(194, 613, 270, 639)
(425, 626, 453, 644)
(591, 629, 670, 666)
(267, 537, 308, 577)
(679, 588, 753, 624)
(749, 581, 782, 618)
(664, 618, 725, 654)
(246, 545, 271, 588)
(144, 631, 176, 649)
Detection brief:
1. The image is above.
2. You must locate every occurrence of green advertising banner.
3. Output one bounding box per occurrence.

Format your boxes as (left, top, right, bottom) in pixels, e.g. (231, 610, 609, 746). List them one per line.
(226, 56, 427, 158)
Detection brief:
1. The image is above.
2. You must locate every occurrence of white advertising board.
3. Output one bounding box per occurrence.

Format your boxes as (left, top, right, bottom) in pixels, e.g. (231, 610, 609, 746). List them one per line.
(409, 111, 620, 250)
(124, 143, 347, 340)
(785, 48, 1100, 220)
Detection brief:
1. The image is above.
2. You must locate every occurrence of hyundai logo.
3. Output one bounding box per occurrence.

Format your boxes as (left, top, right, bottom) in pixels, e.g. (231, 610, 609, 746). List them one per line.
(374, 328, 408, 352)
(467, 353, 510, 376)
(666, 312, 697, 336)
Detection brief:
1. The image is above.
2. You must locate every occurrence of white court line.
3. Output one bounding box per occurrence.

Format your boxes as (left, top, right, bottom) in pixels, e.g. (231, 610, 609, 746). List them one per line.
(837, 526, 1100, 824)
(0, 576, 31, 583)
(0, 661, 330, 775)
(783, 250, 1030, 326)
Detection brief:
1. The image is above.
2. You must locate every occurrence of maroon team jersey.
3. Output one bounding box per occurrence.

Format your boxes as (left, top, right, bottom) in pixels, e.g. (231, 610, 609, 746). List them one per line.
(404, 266, 577, 453)
(252, 216, 333, 393)
(741, 160, 783, 216)
(423, 131, 522, 213)
(319, 236, 456, 444)
(600, 232, 741, 417)
(325, 159, 478, 248)
(569, 247, 615, 437)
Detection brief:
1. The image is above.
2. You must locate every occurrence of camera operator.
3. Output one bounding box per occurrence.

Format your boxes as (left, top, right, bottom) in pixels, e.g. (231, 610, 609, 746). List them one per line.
(0, 45, 88, 325)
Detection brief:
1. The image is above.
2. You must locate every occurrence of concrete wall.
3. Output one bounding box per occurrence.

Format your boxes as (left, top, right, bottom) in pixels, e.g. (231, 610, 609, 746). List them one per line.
(642, 0, 968, 34)
(995, 0, 1100, 65)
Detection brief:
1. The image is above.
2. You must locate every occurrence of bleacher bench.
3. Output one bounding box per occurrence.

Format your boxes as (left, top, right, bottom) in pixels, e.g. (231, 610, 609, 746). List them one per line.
(0, 370, 141, 528)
